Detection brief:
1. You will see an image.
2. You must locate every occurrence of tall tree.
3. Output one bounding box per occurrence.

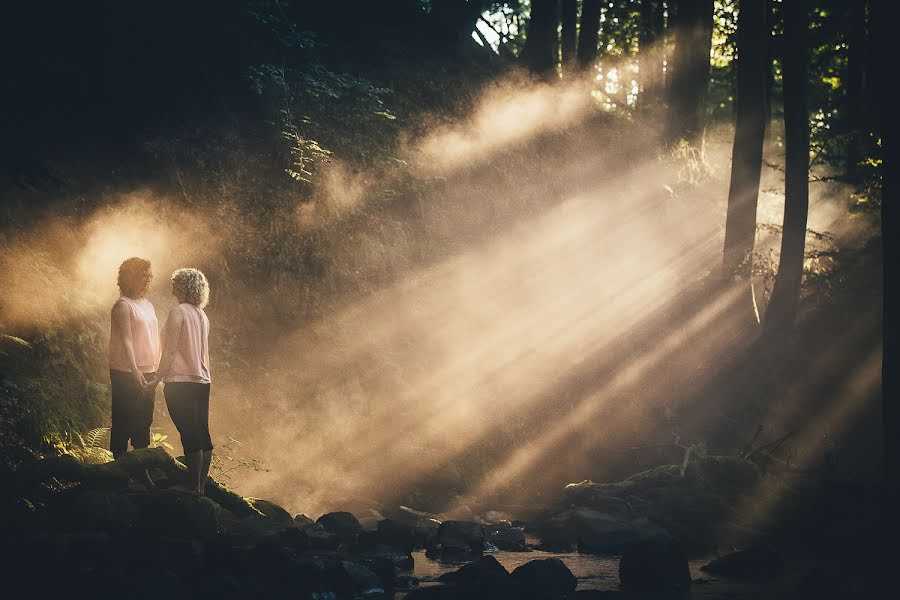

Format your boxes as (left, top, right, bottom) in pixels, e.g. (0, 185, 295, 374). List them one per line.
(722, 0, 770, 281)
(577, 0, 603, 71)
(870, 0, 899, 531)
(638, 0, 665, 109)
(665, 0, 715, 143)
(844, 0, 866, 182)
(561, 0, 578, 71)
(522, 0, 560, 76)
(762, 0, 809, 337)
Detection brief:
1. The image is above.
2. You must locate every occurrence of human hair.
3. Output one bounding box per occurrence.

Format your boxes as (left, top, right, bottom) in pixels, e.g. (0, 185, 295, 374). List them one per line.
(117, 257, 152, 298)
(171, 268, 210, 308)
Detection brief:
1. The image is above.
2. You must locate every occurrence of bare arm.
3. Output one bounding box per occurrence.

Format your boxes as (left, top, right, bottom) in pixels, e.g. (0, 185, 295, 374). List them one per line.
(112, 300, 146, 387)
(150, 305, 185, 385)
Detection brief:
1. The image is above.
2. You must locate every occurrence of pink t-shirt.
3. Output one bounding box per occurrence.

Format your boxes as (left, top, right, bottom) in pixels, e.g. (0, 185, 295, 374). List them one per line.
(109, 296, 160, 373)
(164, 303, 211, 384)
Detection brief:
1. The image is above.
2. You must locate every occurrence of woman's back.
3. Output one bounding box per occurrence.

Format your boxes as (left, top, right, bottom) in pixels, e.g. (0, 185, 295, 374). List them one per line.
(164, 303, 210, 384)
(109, 296, 159, 372)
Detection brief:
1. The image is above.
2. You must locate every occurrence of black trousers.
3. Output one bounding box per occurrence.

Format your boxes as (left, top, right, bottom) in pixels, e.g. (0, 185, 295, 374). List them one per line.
(109, 369, 156, 458)
(164, 382, 213, 454)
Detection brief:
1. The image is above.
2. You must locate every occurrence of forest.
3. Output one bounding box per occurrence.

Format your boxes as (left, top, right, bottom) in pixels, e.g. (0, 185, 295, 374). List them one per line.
(0, 0, 896, 598)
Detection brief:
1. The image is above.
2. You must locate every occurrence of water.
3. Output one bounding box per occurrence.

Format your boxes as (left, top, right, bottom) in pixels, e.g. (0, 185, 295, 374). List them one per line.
(408, 549, 801, 599)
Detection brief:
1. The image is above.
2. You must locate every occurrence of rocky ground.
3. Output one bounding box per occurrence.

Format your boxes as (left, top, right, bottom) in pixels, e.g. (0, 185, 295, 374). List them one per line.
(0, 446, 888, 599)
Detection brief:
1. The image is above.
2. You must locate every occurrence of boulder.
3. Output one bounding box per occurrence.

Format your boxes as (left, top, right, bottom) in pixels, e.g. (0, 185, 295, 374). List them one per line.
(511, 557, 577, 597)
(50, 489, 137, 533)
(339, 560, 384, 598)
(537, 508, 669, 553)
(486, 525, 528, 551)
(438, 555, 516, 592)
(202, 480, 261, 518)
(618, 538, 691, 593)
(700, 547, 785, 581)
(131, 491, 222, 539)
(434, 520, 484, 554)
(317, 511, 364, 545)
(248, 498, 293, 525)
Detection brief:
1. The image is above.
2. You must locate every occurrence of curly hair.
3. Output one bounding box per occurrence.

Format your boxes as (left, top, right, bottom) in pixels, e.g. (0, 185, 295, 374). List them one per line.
(117, 257, 152, 298)
(171, 268, 210, 308)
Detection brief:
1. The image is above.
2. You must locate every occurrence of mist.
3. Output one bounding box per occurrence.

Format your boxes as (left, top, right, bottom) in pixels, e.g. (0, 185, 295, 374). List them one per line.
(0, 75, 879, 520)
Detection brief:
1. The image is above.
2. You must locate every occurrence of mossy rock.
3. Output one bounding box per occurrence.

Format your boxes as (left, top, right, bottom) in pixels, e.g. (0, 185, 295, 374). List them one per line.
(248, 498, 293, 525)
(132, 491, 223, 539)
(52, 489, 138, 533)
(205, 479, 261, 519)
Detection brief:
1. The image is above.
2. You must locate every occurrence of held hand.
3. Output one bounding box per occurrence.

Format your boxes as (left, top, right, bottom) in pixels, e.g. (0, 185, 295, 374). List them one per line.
(143, 377, 160, 391)
(132, 370, 147, 388)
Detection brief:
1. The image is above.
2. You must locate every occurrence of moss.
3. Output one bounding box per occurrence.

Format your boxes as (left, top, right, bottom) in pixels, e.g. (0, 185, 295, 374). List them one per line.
(54, 489, 138, 533)
(132, 491, 223, 539)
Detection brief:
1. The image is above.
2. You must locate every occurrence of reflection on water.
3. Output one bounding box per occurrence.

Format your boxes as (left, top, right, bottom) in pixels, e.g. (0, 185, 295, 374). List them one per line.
(412, 549, 621, 591)
(408, 550, 798, 599)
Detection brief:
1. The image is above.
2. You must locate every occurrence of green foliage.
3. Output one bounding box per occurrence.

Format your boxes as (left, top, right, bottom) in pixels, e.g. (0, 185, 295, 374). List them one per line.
(752, 224, 840, 305)
(210, 436, 270, 489)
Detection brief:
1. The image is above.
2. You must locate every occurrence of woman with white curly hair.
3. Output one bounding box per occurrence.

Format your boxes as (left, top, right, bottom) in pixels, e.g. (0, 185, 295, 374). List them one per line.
(147, 268, 213, 495)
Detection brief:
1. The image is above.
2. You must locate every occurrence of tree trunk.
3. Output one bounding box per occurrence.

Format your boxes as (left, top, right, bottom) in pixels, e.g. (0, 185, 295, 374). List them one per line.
(762, 0, 809, 338)
(577, 0, 603, 71)
(522, 0, 559, 77)
(665, 0, 715, 143)
(638, 0, 665, 109)
(723, 0, 769, 278)
(845, 0, 866, 182)
(870, 0, 899, 539)
(560, 0, 578, 71)
(429, 0, 486, 45)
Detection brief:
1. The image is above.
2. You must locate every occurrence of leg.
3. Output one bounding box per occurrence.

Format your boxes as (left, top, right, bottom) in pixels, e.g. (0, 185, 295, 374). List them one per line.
(109, 371, 131, 458)
(181, 450, 203, 494)
(199, 450, 212, 496)
(197, 384, 213, 495)
(131, 371, 156, 450)
(165, 382, 203, 494)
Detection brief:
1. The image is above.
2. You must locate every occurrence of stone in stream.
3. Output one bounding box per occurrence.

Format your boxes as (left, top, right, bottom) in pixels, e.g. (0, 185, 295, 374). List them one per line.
(317, 511, 364, 545)
(486, 524, 528, 551)
(436, 554, 533, 597)
(700, 546, 785, 581)
(339, 560, 384, 598)
(510, 557, 578, 597)
(433, 520, 485, 554)
(618, 537, 691, 593)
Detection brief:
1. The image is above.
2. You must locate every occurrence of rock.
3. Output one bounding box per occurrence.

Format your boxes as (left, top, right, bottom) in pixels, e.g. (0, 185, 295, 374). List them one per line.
(339, 560, 384, 598)
(511, 557, 577, 597)
(229, 514, 291, 541)
(51, 489, 137, 533)
(700, 547, 785, 581)
(361, 544, 415, 572)
(317, 511, 364, 545)
(306, 527, 343, 550)
(435, 520, 484, 554)
(204, 479, 262, 518)
(295, 513, 315, 527)
(131, 491, 222, 539)
(486, 525, 528, 551)
(537, 508, 669, 553)
(248, 498, 293, 525)
(438, 555, 517, 592)
(618, 538, 691, 593)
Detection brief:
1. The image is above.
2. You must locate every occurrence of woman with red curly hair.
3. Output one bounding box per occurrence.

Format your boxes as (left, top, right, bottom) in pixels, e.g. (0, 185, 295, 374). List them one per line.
(108, 257, 160, 458)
